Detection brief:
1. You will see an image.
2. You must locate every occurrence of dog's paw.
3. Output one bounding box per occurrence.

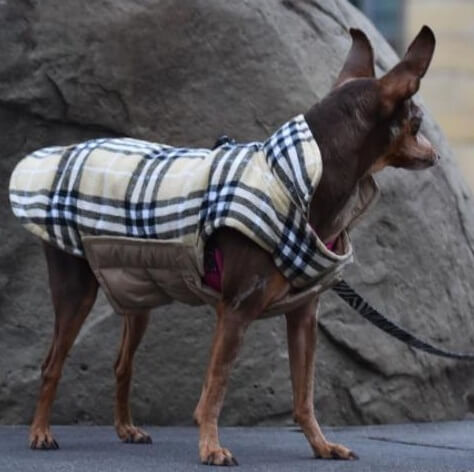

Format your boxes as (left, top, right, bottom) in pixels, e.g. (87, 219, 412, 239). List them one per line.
(117, 425, 152, 444)
(201, 447, 238, 466)
(29, 429, 59, 450)
(314, 441, 358, 460)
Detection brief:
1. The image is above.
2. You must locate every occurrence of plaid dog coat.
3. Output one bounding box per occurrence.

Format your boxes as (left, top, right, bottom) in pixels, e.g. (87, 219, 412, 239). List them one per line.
(10, 115, 355, 293)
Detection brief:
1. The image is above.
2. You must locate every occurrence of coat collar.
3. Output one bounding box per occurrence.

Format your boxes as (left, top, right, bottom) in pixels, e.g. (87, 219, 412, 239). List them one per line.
(262, 114, 322, 215)
(262, 115, 379, 230)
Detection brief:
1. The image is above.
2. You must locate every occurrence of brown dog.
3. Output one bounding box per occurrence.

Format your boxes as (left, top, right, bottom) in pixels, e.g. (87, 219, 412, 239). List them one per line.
(20, 26, 437, 464)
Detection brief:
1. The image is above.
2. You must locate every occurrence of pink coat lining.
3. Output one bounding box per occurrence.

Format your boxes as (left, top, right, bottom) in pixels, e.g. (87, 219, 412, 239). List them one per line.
(203, 239, 336, 292)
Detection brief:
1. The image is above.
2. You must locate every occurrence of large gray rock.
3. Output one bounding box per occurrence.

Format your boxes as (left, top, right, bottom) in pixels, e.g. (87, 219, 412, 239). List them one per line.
(1, 0, 474, 427)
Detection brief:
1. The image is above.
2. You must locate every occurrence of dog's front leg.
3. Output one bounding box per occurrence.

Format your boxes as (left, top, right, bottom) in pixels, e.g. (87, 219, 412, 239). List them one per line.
(286, 298, 357, 460)
(197, 301, 256, 466)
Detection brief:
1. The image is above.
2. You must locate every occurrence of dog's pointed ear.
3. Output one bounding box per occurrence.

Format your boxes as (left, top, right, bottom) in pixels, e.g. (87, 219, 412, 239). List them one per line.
(379, 25, 435, 114)
(333, 28, 375, 87)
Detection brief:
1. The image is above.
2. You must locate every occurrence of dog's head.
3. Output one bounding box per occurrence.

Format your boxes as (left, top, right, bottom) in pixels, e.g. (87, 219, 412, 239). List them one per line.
(306, 26, 439, 175)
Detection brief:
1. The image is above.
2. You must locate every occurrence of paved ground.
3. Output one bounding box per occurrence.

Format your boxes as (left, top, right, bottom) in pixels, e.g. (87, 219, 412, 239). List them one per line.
(1, 421, 474, 472)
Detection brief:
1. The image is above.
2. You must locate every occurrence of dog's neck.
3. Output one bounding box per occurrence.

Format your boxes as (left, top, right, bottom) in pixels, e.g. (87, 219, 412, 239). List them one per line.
(305, 103, 375, 243)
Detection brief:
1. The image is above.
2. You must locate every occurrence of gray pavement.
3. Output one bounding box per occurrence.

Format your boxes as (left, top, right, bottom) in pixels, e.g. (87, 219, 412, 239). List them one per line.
(1, 421, 474, 472)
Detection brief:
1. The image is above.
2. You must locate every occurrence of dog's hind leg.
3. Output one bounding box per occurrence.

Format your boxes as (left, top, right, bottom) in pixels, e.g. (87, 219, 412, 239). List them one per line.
(286, 298, 357, 460)
(114, 312, 152, 444)
(30, 243, 99, 449)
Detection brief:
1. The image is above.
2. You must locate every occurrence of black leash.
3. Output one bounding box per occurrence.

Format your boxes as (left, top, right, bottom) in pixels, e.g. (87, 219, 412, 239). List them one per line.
(212, 135, 474, 362)
(332, 280, 474, 361)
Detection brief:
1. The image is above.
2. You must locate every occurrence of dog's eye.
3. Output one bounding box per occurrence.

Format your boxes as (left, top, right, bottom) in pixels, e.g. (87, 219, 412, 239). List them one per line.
(410, 116, 421, 135)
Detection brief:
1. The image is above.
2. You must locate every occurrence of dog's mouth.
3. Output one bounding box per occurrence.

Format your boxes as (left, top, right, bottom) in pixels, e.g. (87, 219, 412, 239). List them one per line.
(406, 154, 440, 170)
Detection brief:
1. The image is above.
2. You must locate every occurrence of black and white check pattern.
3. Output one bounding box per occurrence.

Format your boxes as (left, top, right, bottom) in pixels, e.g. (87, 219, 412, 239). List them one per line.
(10, 115, 352, 289)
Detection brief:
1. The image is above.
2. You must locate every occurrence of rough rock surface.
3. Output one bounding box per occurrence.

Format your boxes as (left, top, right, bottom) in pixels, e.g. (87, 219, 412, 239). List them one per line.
(1, 0, 474, 427)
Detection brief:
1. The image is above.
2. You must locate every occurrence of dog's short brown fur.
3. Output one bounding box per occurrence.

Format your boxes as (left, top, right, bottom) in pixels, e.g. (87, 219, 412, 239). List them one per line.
(28, 27, 438, 464)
